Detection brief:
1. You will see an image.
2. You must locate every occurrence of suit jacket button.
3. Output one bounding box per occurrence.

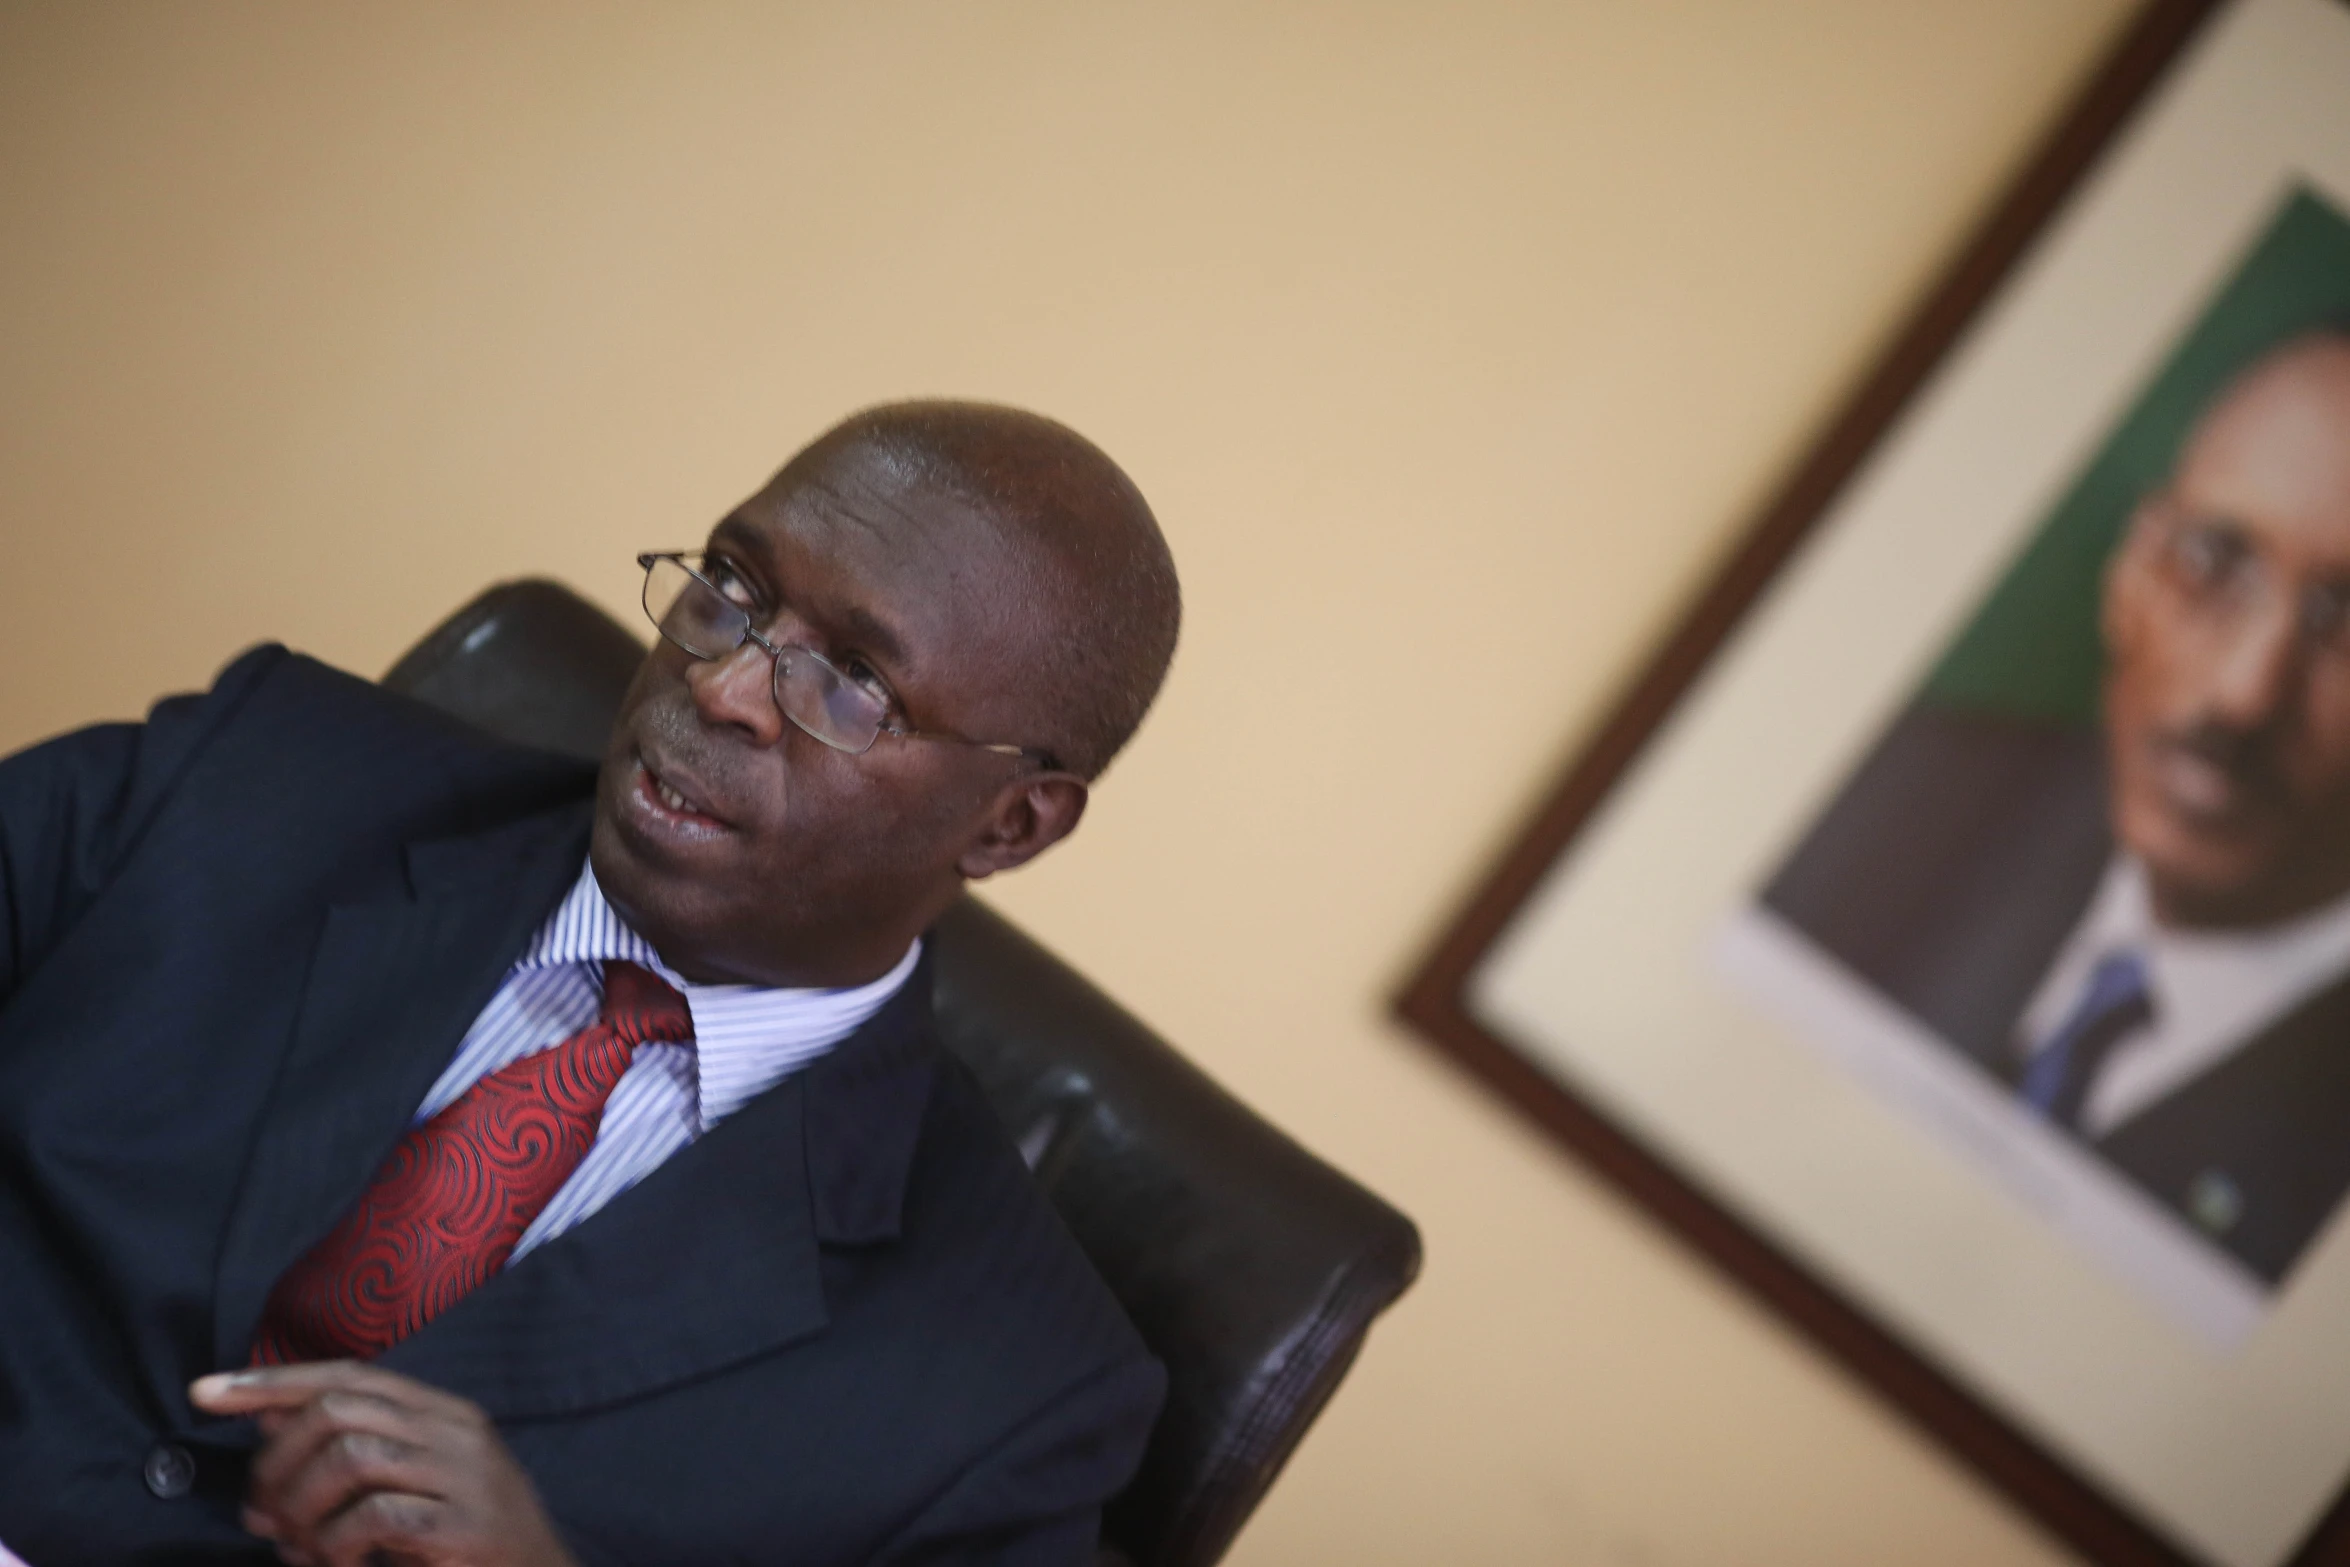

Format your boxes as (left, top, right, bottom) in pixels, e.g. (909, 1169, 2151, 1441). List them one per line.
(2187, 1168, 2244, 1234)
(143, 1442, 197, 1499)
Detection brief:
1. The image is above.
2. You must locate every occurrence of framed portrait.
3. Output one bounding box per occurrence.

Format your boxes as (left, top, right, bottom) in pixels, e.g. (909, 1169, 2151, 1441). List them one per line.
(1397, 1, 2350, 1564)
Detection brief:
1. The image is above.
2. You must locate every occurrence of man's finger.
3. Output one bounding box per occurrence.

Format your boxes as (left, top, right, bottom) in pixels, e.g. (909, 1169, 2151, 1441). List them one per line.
(191, 1362, 386, 1415)
(189, 1360, 465, 1418)
(248, 1389, 428, 1514)
(308, 1488, 451, 1567)
(264, 1427, 443, 1555)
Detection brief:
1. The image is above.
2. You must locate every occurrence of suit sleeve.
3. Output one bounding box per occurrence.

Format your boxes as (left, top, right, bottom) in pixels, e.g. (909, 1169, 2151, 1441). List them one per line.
(871, 1356, 1166, 1567)
(0, 644, 284, 1006)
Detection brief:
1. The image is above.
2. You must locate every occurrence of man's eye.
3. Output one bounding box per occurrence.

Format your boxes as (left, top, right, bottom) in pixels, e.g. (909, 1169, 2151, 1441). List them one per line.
(2303, 582, 2350, 648)
(843, 657, 891, 701)
(706, 560, 758, 609)
(2171, 523, 2250, 589)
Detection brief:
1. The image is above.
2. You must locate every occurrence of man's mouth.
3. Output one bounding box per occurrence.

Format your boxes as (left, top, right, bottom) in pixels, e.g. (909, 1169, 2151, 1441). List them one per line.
(2152, 741, 2240, 819)
(652, 773, 700, 815)
(2145, 727, 2275, 827)
(632, 750, 733, 833)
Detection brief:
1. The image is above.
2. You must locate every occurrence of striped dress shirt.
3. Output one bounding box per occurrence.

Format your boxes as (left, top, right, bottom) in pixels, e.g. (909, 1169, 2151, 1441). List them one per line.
(415, 859, 920, 1263)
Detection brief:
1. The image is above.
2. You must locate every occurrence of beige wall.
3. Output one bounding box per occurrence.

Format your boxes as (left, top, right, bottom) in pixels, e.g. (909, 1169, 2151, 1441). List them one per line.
(0, 3, 2140, 1561)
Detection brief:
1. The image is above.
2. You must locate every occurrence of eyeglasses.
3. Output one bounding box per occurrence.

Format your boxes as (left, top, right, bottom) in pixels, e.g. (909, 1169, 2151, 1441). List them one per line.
(638, 552, 1054, 765)
(2145, 504, 2350, 657)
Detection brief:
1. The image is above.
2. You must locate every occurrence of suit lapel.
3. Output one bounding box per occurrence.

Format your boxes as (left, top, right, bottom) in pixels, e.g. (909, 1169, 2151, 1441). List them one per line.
(2098, 970, 2350, 1284)
(376, 949, 941, 1420)
(209, 802, 594, 1368)
(377, 1072, 828, 1418)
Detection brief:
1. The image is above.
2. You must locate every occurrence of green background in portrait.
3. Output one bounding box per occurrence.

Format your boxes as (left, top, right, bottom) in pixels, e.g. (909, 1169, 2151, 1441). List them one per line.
(1919, 184, 2350, 728)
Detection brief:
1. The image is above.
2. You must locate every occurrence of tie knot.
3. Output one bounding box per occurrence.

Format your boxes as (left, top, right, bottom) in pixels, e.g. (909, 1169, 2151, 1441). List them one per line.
(2017, 946, 2155, 1128)
(600, 960, 695, 1046)
(2080, 949, 2152, 1019)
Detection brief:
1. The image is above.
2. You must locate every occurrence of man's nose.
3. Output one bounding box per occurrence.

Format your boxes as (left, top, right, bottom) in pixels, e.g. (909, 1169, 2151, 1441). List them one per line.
(2204, 593, 2303, 729)
(684, 640, 787, 746)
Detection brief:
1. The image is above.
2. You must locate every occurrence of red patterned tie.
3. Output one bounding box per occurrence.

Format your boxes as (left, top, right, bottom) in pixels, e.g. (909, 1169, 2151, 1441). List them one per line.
(250, 960, 694, 1364)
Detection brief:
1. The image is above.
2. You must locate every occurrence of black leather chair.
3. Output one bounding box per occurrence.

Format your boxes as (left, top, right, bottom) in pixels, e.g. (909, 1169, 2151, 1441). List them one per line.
(383, 581, 1423, 1567)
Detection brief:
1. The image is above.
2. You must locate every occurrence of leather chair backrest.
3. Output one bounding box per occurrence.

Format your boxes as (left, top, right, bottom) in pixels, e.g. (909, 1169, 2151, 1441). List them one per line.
(384, 581, 1422, 1567)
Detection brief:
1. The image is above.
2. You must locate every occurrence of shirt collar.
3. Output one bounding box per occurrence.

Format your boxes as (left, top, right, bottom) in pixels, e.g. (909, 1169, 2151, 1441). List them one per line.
(521, 861, 922, 1129)
(2029, 856, 2350, 1067)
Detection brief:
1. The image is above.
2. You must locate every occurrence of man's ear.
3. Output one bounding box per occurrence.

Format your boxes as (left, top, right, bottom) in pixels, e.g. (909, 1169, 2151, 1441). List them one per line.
(956, 772, 1089, 881)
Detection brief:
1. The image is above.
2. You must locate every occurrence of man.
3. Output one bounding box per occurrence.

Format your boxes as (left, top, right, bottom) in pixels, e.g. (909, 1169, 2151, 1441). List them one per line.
(1765, 329, 2350, 1287)
(0, 401, 1180, 1564)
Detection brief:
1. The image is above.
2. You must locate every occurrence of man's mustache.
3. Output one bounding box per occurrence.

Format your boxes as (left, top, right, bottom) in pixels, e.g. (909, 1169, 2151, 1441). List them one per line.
(631, 698, 763, 808)
(2152, 716, 2287, 805)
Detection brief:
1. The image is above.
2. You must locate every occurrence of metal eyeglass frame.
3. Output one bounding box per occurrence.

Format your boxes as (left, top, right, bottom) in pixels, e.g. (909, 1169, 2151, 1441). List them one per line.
(638, 552, 1055, 766)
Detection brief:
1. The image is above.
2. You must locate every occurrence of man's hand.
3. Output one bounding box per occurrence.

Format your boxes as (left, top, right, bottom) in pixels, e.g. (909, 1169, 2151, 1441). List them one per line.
(189, 1362, 578, 1567)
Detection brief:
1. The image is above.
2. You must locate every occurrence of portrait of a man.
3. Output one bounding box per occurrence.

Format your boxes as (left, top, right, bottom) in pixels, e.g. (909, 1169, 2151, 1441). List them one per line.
(1761, 308, 2350, 1289)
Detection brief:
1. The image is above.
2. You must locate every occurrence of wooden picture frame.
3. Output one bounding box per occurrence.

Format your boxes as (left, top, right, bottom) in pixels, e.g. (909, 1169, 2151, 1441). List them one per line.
(1395, 1, 2350, 1562)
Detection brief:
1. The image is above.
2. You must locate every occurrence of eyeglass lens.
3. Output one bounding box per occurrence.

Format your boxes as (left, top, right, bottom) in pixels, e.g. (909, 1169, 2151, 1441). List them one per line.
(642, 555, 746, 660)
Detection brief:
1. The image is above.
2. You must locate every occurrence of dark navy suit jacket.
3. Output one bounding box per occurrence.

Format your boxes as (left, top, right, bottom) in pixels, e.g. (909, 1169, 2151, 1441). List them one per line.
(1764, 699, 2350, 1286)
(0, 646, 1162, 1566)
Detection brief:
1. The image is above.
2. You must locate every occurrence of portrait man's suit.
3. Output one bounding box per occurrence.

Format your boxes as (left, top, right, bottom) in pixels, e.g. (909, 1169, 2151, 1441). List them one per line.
(1763, 699, 2350, 1286)
(0, 645, 1162, 1566)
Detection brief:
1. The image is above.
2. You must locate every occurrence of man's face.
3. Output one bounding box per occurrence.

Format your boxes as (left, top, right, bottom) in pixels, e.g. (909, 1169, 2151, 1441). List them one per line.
(587, 446, 1060, 986)
(2102, 340, 2350, 929)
